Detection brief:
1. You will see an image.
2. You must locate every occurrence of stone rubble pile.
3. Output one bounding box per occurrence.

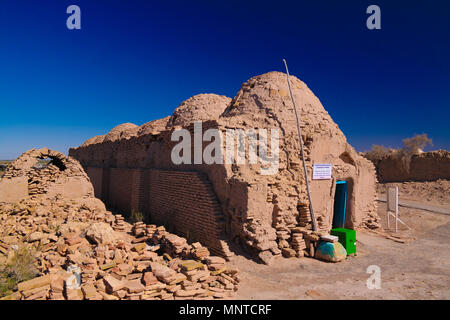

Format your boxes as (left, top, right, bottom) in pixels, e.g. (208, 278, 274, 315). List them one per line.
(0, 195, 240, 300)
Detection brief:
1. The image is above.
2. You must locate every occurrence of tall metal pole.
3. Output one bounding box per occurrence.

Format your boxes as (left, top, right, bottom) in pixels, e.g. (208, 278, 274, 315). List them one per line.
(282, 59, 318, 231)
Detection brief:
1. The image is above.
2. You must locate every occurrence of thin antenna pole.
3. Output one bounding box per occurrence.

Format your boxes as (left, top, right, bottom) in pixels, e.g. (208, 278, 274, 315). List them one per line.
(282, 59, 318, 231)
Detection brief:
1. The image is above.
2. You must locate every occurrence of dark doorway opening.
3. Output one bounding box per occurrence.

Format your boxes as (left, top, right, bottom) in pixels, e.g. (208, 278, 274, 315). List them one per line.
(333, 180, 348, 228)
(32, 157, 66, 171)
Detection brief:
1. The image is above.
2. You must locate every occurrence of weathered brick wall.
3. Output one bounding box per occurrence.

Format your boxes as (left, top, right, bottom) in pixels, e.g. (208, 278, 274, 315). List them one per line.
(376, 151, 450, 182)
(108, 168, 135, 215)
(131, 169, 145, 215)
(84, 166, 231, 257)
(147, 169, 231, 257)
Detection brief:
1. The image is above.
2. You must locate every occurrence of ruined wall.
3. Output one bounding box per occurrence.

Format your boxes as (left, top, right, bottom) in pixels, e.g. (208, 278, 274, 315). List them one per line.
(0, 147, 94, 202)
(376, 150, 450, 182)
(69, 72, 379, 262)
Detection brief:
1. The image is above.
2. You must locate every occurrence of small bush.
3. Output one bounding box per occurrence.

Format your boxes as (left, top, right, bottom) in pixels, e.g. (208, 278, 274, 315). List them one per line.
(129, 209, 145, 224)
(0, 246, 39, 297)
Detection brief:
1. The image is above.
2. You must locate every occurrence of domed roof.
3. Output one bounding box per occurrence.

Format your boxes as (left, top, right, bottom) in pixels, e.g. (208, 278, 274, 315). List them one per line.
(137, 116, 170, 136)
(220, 71, 343, 138)
(81, 135, 105, 147)
(167, 94, 231, 127)
(103, 123, 139, 142)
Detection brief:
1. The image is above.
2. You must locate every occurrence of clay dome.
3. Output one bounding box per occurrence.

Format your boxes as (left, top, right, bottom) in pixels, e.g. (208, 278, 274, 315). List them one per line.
(103, 123, 139, 142)
(167, 94, 231, 128)
(220, 71, 342, 139)
(81, 135, 105, 147)
(137, 116, 170, 136)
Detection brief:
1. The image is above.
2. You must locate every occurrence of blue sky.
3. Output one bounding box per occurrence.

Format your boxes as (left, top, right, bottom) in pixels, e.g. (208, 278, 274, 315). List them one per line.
(0, 0, 449, 159)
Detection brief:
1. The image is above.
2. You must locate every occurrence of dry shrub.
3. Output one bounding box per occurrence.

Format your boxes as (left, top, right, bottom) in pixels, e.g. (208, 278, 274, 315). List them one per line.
(0, 246, 39, 297)
(398, 134, 433, 173)
(402, 133, 433, 155)
(364, 134, 433, 174)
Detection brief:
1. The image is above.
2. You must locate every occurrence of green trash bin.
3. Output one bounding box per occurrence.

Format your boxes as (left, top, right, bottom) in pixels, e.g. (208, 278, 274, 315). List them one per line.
(330, 228, 356, 255)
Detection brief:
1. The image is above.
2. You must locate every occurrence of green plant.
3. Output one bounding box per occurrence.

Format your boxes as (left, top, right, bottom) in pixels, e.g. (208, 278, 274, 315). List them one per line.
(0, 246, 39, 297)
(129, 209, 145, 224)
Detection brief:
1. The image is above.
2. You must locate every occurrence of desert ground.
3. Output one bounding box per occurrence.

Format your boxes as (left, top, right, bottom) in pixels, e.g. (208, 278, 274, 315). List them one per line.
(230, 181, 450, 299)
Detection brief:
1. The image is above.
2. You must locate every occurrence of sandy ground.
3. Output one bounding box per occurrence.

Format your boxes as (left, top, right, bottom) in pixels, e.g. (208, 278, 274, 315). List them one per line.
(228, 181, 450, 300)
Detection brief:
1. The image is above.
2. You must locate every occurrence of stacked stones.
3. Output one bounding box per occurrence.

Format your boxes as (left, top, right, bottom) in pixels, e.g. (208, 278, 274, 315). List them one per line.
(316, 215, 329, 233)
(297, 202, 311, 228)
(0, 195, 240, 300)
(289, 228, 306, 257)
(278, 227, 324, 259)
(240, 219, 279, 265)
(301, 229, 321, 258)
(27, 163, 60, 195)
(112, 215, 129, 233)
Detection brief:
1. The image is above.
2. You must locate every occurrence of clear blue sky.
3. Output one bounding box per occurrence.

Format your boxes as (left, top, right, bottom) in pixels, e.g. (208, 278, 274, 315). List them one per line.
(0, 0, 449, 159)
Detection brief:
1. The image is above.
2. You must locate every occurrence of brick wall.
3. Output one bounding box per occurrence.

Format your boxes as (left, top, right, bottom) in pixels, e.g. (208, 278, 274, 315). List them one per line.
(147, 169, 231, 257)
(85, 166, 231, 257)
(108, 168, 134, 215)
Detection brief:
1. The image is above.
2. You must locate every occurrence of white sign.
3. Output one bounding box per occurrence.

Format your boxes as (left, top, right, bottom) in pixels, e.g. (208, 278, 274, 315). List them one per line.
(387, 186, 398, 212)
(312, 164, 332, 180)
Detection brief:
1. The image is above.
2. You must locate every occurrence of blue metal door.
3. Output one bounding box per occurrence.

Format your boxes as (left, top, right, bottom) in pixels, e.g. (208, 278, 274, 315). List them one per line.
(333, 180, 348, 228)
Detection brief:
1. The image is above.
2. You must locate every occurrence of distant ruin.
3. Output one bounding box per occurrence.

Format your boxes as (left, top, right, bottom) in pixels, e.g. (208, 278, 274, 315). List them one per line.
(69, 72, 380, 262)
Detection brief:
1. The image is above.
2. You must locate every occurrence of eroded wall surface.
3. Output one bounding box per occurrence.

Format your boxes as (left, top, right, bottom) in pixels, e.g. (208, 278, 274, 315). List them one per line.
(376, 150, 450, 182)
